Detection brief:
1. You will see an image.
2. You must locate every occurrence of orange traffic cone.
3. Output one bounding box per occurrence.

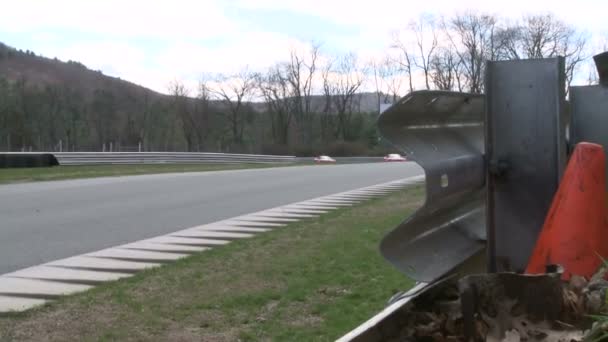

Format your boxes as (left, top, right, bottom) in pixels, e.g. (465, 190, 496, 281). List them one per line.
(526, 142, 608, 280)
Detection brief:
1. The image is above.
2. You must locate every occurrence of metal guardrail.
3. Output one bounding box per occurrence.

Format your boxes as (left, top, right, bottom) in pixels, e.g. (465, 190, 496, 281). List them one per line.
(378, 91, 486, 283)
(0, 152, 391, 167)
(0, 153, 59, 168)
(378, 59, 568, 283)
(571, 52, 608, 190)
(340, 52, 608, 342)
(295, 157, 386, 164)
(1, 152, 296, 166)
(333, 157, 386, 164)
(52, 152, 296, 165)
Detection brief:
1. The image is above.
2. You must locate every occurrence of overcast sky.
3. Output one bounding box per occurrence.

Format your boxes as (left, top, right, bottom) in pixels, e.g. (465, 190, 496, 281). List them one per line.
(1, 0, 606, 94)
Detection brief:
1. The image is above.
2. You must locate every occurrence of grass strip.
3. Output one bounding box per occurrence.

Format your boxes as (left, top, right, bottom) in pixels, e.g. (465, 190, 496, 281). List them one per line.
(0, 164, 287, 184)
(0, 185, 424, 341)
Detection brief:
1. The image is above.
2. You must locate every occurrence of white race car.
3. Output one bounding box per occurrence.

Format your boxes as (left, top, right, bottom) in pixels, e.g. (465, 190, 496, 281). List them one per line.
(384, 153, 407, 162)
(314, 155, 336, 163)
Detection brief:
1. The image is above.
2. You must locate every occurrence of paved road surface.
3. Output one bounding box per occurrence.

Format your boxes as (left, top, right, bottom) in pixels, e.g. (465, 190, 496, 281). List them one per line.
(0, 163, 423, 274)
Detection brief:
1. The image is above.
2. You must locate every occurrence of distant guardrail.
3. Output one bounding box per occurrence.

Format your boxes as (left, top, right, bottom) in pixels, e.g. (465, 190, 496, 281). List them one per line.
(0, 152, 393, 168)
(52, 152, 296, 165)
(334, 157, 386, 164)
(296, 157, 386, 164)
(0, 153, 59, 168)
(0, 152, 296, 167)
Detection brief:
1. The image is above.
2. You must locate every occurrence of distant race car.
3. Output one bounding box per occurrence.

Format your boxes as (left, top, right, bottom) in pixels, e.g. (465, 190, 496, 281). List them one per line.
(384, 153, 407, 162)
(314, 155, 336, 163)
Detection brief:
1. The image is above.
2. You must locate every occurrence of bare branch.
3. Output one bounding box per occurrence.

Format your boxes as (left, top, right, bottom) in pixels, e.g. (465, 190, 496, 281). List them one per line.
(390, 30, 415, 93)
(256, 64, 296, 145)
(323, 53, 365, 140)
(411, 15, 439, 89)
(443, 12, 498, 93)
(495, 14, 588, 90)
(430, 47, 461, 90)
(285, 43, 322, 144)
(207, 69, 256, 148)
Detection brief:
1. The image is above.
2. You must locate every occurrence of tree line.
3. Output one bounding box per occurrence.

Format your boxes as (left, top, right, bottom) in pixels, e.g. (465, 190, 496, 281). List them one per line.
(0, 12, 603, 155)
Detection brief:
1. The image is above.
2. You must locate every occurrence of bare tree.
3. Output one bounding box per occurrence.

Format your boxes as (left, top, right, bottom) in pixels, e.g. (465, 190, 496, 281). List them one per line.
(369, 58, 387, 113)
(62, 86, 84, 151)
(138, 90, 151, 150)
(390, 15, 438, 92)
(256, 65, 295, 146)
(494, 25, 523, 60)
(166, 79, 212, 152)
(324, 53, 365, 140)
(444, 12, 499, 93)
(286, 43, 321, 144)
(167, 80, 195, 151)
(430, 47, 462, 90)
(192, 79, 212, 150)
(497, 14, 587, 89)
(208, 69, 256, 149)
(412, 15, 439, 90)
(89, 88, 118, 150)
(391, 31, 415, 93)
(320, 60, 335, 141)
(369, 56, 404, 111)
(381, 57, 406, 102)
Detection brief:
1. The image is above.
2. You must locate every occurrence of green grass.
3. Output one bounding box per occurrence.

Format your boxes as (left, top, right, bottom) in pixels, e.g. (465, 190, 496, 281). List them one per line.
(0, 186, 424, 342)
(0, 163, 287, 184)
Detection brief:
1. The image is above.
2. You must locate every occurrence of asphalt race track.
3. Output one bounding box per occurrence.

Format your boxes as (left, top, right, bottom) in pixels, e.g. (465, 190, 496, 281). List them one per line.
(0, 163, 423, 274)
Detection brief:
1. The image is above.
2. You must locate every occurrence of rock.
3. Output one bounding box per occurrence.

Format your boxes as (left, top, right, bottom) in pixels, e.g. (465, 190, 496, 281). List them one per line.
(569, 275, 588, 294)
(584, 290, 604, 314)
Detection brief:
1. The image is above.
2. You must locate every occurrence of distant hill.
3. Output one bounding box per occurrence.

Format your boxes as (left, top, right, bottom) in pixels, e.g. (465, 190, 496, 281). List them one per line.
(0, 42, 386, 113)
(0, 42, 389, 155)
(0, 42, 168, 103)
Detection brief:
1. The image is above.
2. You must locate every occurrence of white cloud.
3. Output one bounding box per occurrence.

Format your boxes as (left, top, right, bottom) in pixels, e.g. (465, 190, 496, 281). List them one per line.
(153, 31, 313, 93)
(156, 32, 307, 75)
(0, 0, 238, 40)
(2, 0, 606, 94)
(236, 0, 606, 33)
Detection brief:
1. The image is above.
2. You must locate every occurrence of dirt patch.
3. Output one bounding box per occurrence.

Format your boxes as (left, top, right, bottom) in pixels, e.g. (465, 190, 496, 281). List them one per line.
(389, 270, 608, 341)
(255, 300, 280, 323)
(290, 314, 324, 328)
(164, 321, 244, 342)
(1, 302, 126, 341)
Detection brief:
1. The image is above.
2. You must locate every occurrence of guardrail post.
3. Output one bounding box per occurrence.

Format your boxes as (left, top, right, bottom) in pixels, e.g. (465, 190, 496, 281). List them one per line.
(485, 57, 567, 273)
(570, 52, 608, 190)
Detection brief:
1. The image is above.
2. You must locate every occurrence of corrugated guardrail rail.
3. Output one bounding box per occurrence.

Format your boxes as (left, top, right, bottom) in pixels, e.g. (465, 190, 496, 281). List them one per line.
(0, 153, 390, 167)
(378, 90, 486, 283)
(50, 152, 296, 165)
(295, 157, 385, 164)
